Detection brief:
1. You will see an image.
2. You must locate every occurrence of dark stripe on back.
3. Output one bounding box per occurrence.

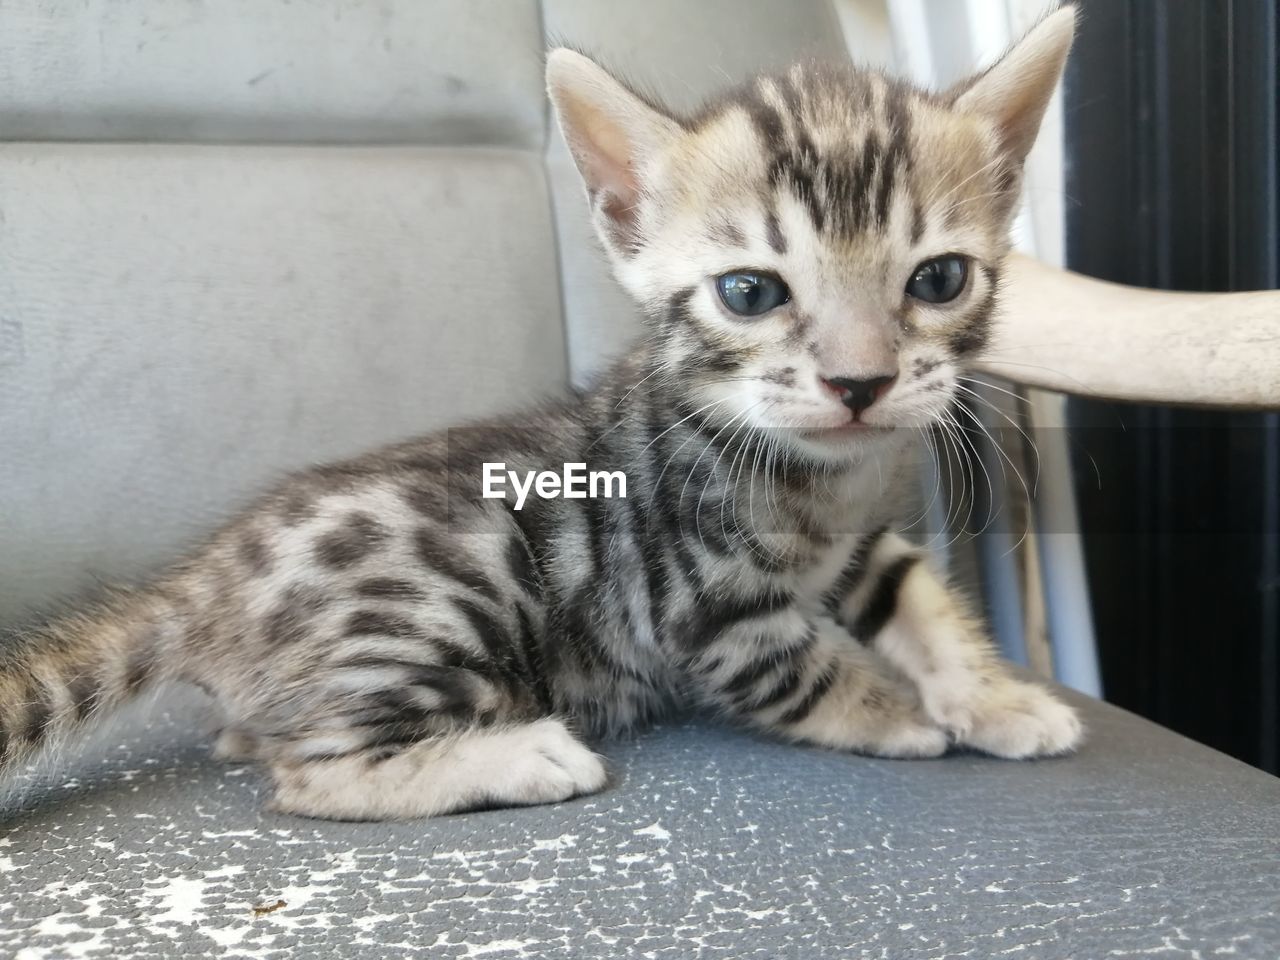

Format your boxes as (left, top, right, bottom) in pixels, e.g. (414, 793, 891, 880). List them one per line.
(264, 603, 313, 646)
(237, 531, 273, 575)
(504, 499, 555, 590)
(414, 528, 501, 602)
(278, 489, 318, 526)
(454, 598, 523, 689)
(312, 514, 386, 568)
(504, 534, 541, 597)
(435, 637, 502, 679)
(345, 610, 422, 639)
(314, 512, 388, 569)
(402, 479, 449, 519)
(356, 578, 427, 601)
(744, 93, 786, 149)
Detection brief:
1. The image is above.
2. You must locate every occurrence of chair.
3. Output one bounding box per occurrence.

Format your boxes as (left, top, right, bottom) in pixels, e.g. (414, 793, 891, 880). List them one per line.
(2, 3, 1277, 956)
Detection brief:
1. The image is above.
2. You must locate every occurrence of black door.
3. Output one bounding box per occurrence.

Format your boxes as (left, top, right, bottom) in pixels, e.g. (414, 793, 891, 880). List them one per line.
(1064, 1, 1279, 772)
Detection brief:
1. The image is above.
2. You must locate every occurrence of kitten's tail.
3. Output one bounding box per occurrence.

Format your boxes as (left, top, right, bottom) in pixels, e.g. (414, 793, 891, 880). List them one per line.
(0, 586, 175, 774)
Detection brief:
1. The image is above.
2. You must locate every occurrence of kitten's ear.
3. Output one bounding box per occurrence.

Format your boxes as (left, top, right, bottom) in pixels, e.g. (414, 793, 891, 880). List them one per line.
(546, 49, 680, 256)
(950, 5, 1076, 163)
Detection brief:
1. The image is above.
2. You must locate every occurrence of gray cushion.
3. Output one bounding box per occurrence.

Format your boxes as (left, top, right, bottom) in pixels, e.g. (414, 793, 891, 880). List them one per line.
(0, 143, 566, 622)
(0, 0, 547, 146)
(1, 687, 1276, 957)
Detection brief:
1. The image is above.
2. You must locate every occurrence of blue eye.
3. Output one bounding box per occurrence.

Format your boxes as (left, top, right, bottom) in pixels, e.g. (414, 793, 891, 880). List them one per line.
(716, 272, 791, 317)
(906, 256, 968, 303)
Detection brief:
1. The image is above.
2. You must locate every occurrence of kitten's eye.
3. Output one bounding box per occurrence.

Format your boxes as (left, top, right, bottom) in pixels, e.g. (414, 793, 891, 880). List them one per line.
(716, 272, 791, 317)
(906, 256, 968, 304)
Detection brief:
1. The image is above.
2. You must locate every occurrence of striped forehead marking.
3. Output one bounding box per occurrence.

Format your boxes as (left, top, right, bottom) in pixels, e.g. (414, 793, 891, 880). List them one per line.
(709, 66, 917, 242)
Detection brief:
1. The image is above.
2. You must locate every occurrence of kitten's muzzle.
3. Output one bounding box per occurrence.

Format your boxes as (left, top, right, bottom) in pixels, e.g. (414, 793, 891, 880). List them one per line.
(821, 373, 898, 418)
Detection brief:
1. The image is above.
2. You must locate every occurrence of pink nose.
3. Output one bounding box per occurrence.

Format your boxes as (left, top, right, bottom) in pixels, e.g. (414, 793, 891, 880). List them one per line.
(821, 373, 898, 416)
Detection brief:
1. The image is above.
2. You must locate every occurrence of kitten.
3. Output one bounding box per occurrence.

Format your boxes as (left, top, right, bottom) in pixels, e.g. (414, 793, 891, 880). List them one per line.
(0, 9, 1082, 820)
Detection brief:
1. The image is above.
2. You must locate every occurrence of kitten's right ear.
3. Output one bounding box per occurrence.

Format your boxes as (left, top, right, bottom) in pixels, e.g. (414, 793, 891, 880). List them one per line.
(546, 49, 680, 257)
(949, 5, 1076, 165)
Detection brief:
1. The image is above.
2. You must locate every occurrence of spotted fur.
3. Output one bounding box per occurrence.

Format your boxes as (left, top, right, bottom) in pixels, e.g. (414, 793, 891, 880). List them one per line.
(0, 9, 1082, 819)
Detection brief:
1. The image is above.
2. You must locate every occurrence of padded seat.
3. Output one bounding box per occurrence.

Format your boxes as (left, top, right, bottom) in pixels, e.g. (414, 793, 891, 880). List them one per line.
(1, 687, 1277, 957)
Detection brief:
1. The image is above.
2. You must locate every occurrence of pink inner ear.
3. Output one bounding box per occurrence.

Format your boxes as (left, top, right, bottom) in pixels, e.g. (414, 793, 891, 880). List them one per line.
(597, 192, 642, 257)
(577, 115, 640, 203)
(548, 50, 677, 255)
(566, 107, 644, 252)
(582, 153, 642, 255)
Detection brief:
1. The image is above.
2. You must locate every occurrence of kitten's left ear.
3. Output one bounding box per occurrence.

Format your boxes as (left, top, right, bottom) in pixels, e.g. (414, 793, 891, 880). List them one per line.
(950, 5, 1077, 163)
(546, 49, 681, 258)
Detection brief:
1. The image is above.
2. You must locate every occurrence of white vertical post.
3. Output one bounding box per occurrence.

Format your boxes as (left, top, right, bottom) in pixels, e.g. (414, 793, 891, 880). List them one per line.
(882, 0, 1103, 693)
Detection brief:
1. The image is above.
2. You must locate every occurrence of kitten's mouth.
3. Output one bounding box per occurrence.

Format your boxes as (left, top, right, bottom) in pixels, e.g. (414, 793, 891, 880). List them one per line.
(800, 422, 897, 442)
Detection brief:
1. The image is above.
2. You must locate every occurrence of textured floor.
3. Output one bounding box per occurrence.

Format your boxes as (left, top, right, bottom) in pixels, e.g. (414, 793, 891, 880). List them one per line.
(1, 686, 1277, 959)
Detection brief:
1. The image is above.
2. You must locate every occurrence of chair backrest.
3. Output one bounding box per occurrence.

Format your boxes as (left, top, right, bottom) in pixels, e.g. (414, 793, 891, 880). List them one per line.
(0, 0, 847, 626)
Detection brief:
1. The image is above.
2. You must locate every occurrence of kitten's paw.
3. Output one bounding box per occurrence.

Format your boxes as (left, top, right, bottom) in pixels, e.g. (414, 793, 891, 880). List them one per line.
(863, 717, 949, 759)
(499, 719, 610, 804)
(956, 681, 1084, 759)
(849, 706, 952, 757)
(267, 718, 608, 820)
(211, 727, 259, 763)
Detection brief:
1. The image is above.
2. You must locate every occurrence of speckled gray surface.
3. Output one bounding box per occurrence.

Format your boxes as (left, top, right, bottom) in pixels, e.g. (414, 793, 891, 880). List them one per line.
(1, 687, 1277, 959)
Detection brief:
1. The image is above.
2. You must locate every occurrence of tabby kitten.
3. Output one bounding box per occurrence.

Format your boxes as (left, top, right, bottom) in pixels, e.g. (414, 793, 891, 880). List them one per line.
(0, 9, 1082, 819)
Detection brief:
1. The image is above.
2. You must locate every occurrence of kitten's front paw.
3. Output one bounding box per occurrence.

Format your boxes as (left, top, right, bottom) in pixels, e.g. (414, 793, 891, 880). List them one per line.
(502, 719, 610, 804)
(869, 719, 950, 759)
(211, 726, 259, 763)
(852, 701, 949, 758)
(942, 679, 1083, 759)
